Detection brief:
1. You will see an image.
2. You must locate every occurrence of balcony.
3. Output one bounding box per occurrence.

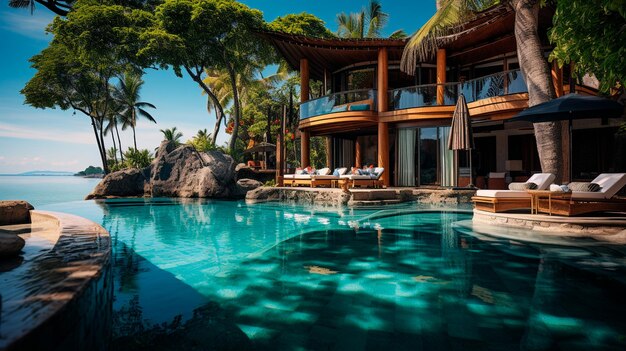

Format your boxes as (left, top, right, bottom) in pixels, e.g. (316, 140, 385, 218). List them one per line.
(299, 69, 529, 126)
(390, 69, 527, 110)
(300, 89, 377, 120)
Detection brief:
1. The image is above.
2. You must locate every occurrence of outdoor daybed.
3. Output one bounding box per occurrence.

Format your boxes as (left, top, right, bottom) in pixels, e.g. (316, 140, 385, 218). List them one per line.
(472, 173, 556, 212)
(284, 168, 333, 187)
(537, 173, 626, 216)
(309, 167, 348, 187)
(339, 167, 385, 189)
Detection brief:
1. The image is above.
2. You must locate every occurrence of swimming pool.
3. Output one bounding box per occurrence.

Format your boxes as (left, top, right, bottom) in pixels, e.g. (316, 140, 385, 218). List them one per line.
(42, 199, 626, 350)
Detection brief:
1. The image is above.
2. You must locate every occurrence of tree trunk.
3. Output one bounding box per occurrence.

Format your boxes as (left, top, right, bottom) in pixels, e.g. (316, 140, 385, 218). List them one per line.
(114, 120, 124, 162)
(92, 116, 109, 174)
(513, 0, 563, 183)
(110, 131, 117, 164)
(225, 61, 241, 153)
(132, 125, 138, 151)
(183, 66, 226, 147)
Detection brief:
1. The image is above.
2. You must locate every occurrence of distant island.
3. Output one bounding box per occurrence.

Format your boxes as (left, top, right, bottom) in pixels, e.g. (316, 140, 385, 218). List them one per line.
(74, 166, 104, 178)
(0, 170, 77, 176)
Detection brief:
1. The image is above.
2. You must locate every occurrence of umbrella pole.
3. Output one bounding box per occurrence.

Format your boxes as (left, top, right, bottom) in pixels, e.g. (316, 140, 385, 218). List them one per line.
(468, 149, 474, 188)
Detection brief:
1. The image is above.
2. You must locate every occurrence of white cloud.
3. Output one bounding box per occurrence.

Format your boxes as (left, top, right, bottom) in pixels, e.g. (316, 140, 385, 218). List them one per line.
(0, 122, 94, 144)
(0, 11, 55, 41)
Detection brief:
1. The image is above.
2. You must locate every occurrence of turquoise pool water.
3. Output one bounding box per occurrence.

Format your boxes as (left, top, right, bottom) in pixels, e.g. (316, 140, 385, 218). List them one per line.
(39, 199, 626, 351)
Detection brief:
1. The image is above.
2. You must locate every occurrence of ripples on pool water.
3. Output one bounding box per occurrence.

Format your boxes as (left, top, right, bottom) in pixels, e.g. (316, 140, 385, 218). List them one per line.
(40, 199, 626, 351)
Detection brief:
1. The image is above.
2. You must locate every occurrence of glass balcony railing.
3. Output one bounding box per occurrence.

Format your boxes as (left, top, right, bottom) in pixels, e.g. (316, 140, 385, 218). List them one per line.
(300, 89, 377, 119)
(459, 69, 527, 103)
(299, 69, 528, 118)
(389, 83, 458, 110)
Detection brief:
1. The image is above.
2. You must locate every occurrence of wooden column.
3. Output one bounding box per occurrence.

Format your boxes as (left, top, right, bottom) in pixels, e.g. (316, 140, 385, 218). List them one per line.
(301, 130, 310, 168)
(377, 48, 389, 112)
(436, 48, 446, 105)
(378, 122, 390, 186)
(569, 62, 576, 94)
(552, 61, 564, 97)
(276, 106, 286, 186)
(377, 47, 390, 186)
(355, 137, 362, 168)
(300, 58, 310, 103)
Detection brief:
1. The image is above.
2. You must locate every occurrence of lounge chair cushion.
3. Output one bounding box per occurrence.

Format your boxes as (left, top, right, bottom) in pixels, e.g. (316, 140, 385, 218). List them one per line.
(315, 167, 331, 176)
(293, 174, 312, 180)
(475, 190, 531, 198)
(526, 173, 556, 190)
(313, 175, 339, 180)
(568, 182, 601, 192)
(332, 167, 347, 176)
(508, 182, 537, 191)
(349, 104, 370, 111)
(331, 105, 348, 112)
(582, 173, 626, 199)
(372, 167, 384, 179)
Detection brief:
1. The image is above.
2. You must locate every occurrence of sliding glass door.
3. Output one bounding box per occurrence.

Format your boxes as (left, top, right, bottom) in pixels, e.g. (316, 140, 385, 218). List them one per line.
(397, 127, 457, 187)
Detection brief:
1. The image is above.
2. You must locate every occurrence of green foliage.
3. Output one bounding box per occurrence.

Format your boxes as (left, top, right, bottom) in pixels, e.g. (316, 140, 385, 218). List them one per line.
(75, 165, 105, 176)
(336, 0, 407, 39)
(549, 0, 626, 93)
(160, 127, 183, 146)
(401, 0, 498, 74)
(268, 13, 335, 38)
(263, 179, 276, 187)
(187, 129, 217, 152)
(123, 148, 154, 168)
(310, 137, 328, 169)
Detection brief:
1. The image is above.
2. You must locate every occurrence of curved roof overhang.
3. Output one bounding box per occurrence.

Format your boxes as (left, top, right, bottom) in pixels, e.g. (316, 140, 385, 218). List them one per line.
(257, 31, 407, 81)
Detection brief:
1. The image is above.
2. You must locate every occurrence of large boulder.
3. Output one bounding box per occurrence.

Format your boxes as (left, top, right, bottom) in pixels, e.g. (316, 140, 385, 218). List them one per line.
(0, 200, 34, 225)
(0, 233, 25, 257)
(86, 168, 148, 199)
(233, 179, 263, 198)
(87, 141, 251, 199)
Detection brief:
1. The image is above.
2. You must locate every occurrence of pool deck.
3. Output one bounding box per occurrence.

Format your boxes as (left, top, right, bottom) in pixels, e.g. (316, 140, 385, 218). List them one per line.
(472, 209, 626, 243)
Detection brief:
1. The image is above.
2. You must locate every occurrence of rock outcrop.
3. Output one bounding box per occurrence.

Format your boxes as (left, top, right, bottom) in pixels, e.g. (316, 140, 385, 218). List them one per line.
(87, 141, 261, 200)
(0, 200, 34, 225)
(0, 233, 25, 257)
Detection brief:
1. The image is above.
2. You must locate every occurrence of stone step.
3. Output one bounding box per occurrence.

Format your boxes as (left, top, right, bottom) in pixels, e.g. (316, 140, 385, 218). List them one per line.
(349, 199, 403, 207)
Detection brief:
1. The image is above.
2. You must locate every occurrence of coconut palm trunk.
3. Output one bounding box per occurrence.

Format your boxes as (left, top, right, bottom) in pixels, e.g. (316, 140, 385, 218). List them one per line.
(114, 120, 124, 162)
(225, 61, 241, 153)
(132, 109, 138, 151)
(513, 0, 563, 183)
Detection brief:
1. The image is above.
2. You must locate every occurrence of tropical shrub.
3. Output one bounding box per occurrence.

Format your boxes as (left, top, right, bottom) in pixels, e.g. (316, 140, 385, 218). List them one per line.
(123, 148, 154, 169)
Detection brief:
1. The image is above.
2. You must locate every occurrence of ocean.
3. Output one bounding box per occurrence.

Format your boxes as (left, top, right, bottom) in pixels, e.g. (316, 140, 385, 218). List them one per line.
(0, 176, 101, 207)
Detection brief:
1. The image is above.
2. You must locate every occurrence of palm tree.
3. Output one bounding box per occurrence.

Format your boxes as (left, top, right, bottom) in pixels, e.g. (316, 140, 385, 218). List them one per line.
(8, 0, 72, 16)
(112, 73, 157, 151)
(160, 127, 183, 146)
(203, 61, 264, 148)
(336, 0, 406, 39)
(401, 0, 562, 182)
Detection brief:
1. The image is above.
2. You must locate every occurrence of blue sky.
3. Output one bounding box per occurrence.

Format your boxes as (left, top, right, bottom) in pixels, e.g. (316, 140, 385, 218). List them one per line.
(0, 0, 436, 173)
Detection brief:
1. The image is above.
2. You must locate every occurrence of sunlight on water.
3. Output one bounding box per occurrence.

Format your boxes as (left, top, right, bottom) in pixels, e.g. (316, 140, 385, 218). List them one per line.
(36, 199, 626, 350)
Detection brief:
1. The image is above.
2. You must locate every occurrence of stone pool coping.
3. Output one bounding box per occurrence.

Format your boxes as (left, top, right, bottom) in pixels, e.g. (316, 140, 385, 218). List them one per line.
(472, 209, 626, 244)
(0, 210, 111, 351)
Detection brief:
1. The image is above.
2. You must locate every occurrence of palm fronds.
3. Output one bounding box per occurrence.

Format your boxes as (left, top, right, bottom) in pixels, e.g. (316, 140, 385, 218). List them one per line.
(400, 0, 500, 75)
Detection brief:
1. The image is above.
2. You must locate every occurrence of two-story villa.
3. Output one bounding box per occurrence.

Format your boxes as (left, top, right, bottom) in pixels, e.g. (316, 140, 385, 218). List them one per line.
(261, 5, 624, 188)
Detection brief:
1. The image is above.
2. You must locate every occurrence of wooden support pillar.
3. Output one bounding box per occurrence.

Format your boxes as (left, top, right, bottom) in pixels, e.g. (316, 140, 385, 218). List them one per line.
(436, 48, 446, 105)
(300, 58, 310, 103)
(377, 48, 388, 112)
(301, 130, 310, 168)
(378, 122, 390, 187)
(355, 137, 362, 168)
(326, 136, 333, 169)
(552, 61, 564, 97)
(276, 106, 286, 186)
